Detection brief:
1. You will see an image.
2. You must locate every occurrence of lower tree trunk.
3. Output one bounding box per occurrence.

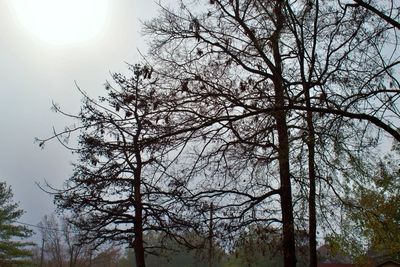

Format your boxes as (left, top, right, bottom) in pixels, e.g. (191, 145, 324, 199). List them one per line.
(133, 93, 146, 267)
(134, 230, 145, 267)
(273, 63, 296, 267)
(306, 90, 317, 267)
(133, 188, 145, 267)
(277, 116, 297, 267)
(133, 146, 145, 267)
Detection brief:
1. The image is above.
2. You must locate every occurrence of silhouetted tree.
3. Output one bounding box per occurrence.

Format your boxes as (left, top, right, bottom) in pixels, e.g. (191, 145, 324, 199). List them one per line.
(38, 1, 400, 267)
(143, 1, 399, 266)
(38, 64, 207, 267)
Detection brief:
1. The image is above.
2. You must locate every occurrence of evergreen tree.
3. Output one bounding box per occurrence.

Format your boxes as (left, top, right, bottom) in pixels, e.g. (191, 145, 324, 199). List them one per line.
(0, 181, 33, 266)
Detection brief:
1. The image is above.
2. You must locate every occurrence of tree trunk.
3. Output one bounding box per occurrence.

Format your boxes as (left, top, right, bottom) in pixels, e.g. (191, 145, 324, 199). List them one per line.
(276, 118, 297, 267)
(208, 203, 213, 267)
(271, 2, 297, 266)
(305, 88, 317, 267)
(132, 76, 146, 267)
(133, 162, 145, 267)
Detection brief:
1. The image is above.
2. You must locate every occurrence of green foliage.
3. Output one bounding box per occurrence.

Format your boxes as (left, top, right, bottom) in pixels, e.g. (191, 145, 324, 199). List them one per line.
(0, 182, 34, 266)
(327, 153, 400, 262)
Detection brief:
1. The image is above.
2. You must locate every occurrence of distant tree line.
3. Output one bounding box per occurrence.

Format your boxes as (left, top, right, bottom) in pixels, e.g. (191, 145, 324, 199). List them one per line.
(0, 179, 398, 266)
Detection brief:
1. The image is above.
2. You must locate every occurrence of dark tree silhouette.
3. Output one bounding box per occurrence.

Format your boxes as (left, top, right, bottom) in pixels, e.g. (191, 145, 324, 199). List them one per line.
(142, 1, 399, 266)
(38, 1, 399, 267)
(38, 64, 205, 267)
(351, 0, 400, 29)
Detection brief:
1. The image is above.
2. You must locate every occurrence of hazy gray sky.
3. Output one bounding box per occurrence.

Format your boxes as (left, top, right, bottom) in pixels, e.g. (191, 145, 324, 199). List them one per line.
(0, 0, 160, 237)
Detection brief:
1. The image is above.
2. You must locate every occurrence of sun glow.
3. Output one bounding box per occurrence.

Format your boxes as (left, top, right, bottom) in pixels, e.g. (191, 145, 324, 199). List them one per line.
(11, 0, 109, 46)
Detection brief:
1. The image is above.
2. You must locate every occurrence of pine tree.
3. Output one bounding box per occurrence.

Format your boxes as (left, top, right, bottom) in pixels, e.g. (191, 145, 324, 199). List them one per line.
(0, 182, 33, 266)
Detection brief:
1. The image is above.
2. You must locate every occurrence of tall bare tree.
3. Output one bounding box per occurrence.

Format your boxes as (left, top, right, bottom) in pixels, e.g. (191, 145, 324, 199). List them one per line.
(143, 1, 399, 266)
(39, 1, 399, 267)
(38, 65, 205, 267)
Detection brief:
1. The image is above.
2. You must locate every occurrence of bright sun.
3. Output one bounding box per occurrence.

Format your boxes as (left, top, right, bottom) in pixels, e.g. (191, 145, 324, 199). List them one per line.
(11, 0, 109, 46)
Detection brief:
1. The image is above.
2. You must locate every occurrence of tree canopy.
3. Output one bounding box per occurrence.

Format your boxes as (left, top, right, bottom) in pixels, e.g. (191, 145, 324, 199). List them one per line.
(39, 1, 400, 267)
(39, 65, 208, 267)
(141, 0, 399, 265)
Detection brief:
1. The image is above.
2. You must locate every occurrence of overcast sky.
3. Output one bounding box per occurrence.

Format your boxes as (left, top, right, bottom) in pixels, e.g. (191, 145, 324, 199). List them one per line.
(0, 0, 161, 238)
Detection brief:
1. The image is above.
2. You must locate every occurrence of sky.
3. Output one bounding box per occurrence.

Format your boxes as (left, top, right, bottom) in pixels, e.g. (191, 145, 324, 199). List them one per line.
(0, 0, 160, 238)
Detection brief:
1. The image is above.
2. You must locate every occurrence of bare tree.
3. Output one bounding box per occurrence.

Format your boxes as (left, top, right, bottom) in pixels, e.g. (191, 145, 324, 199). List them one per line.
(38, 64, 208, 267)
(39, 215, 65, 266)
(39, 214, 96, 267)
(142, 1, 399, 266)
(38, 1, 399, 267)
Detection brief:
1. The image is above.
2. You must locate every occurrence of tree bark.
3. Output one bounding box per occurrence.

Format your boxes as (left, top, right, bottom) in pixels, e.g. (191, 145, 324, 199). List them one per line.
(305, 88, 317, 267)
(133, 190, 145, 267)
(276, 113, 296, 267)
(272, 3, 296, 266)
(133, 151, 145, 267)
(133, 77, 146, 267)
(208, 203, 213, 267)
